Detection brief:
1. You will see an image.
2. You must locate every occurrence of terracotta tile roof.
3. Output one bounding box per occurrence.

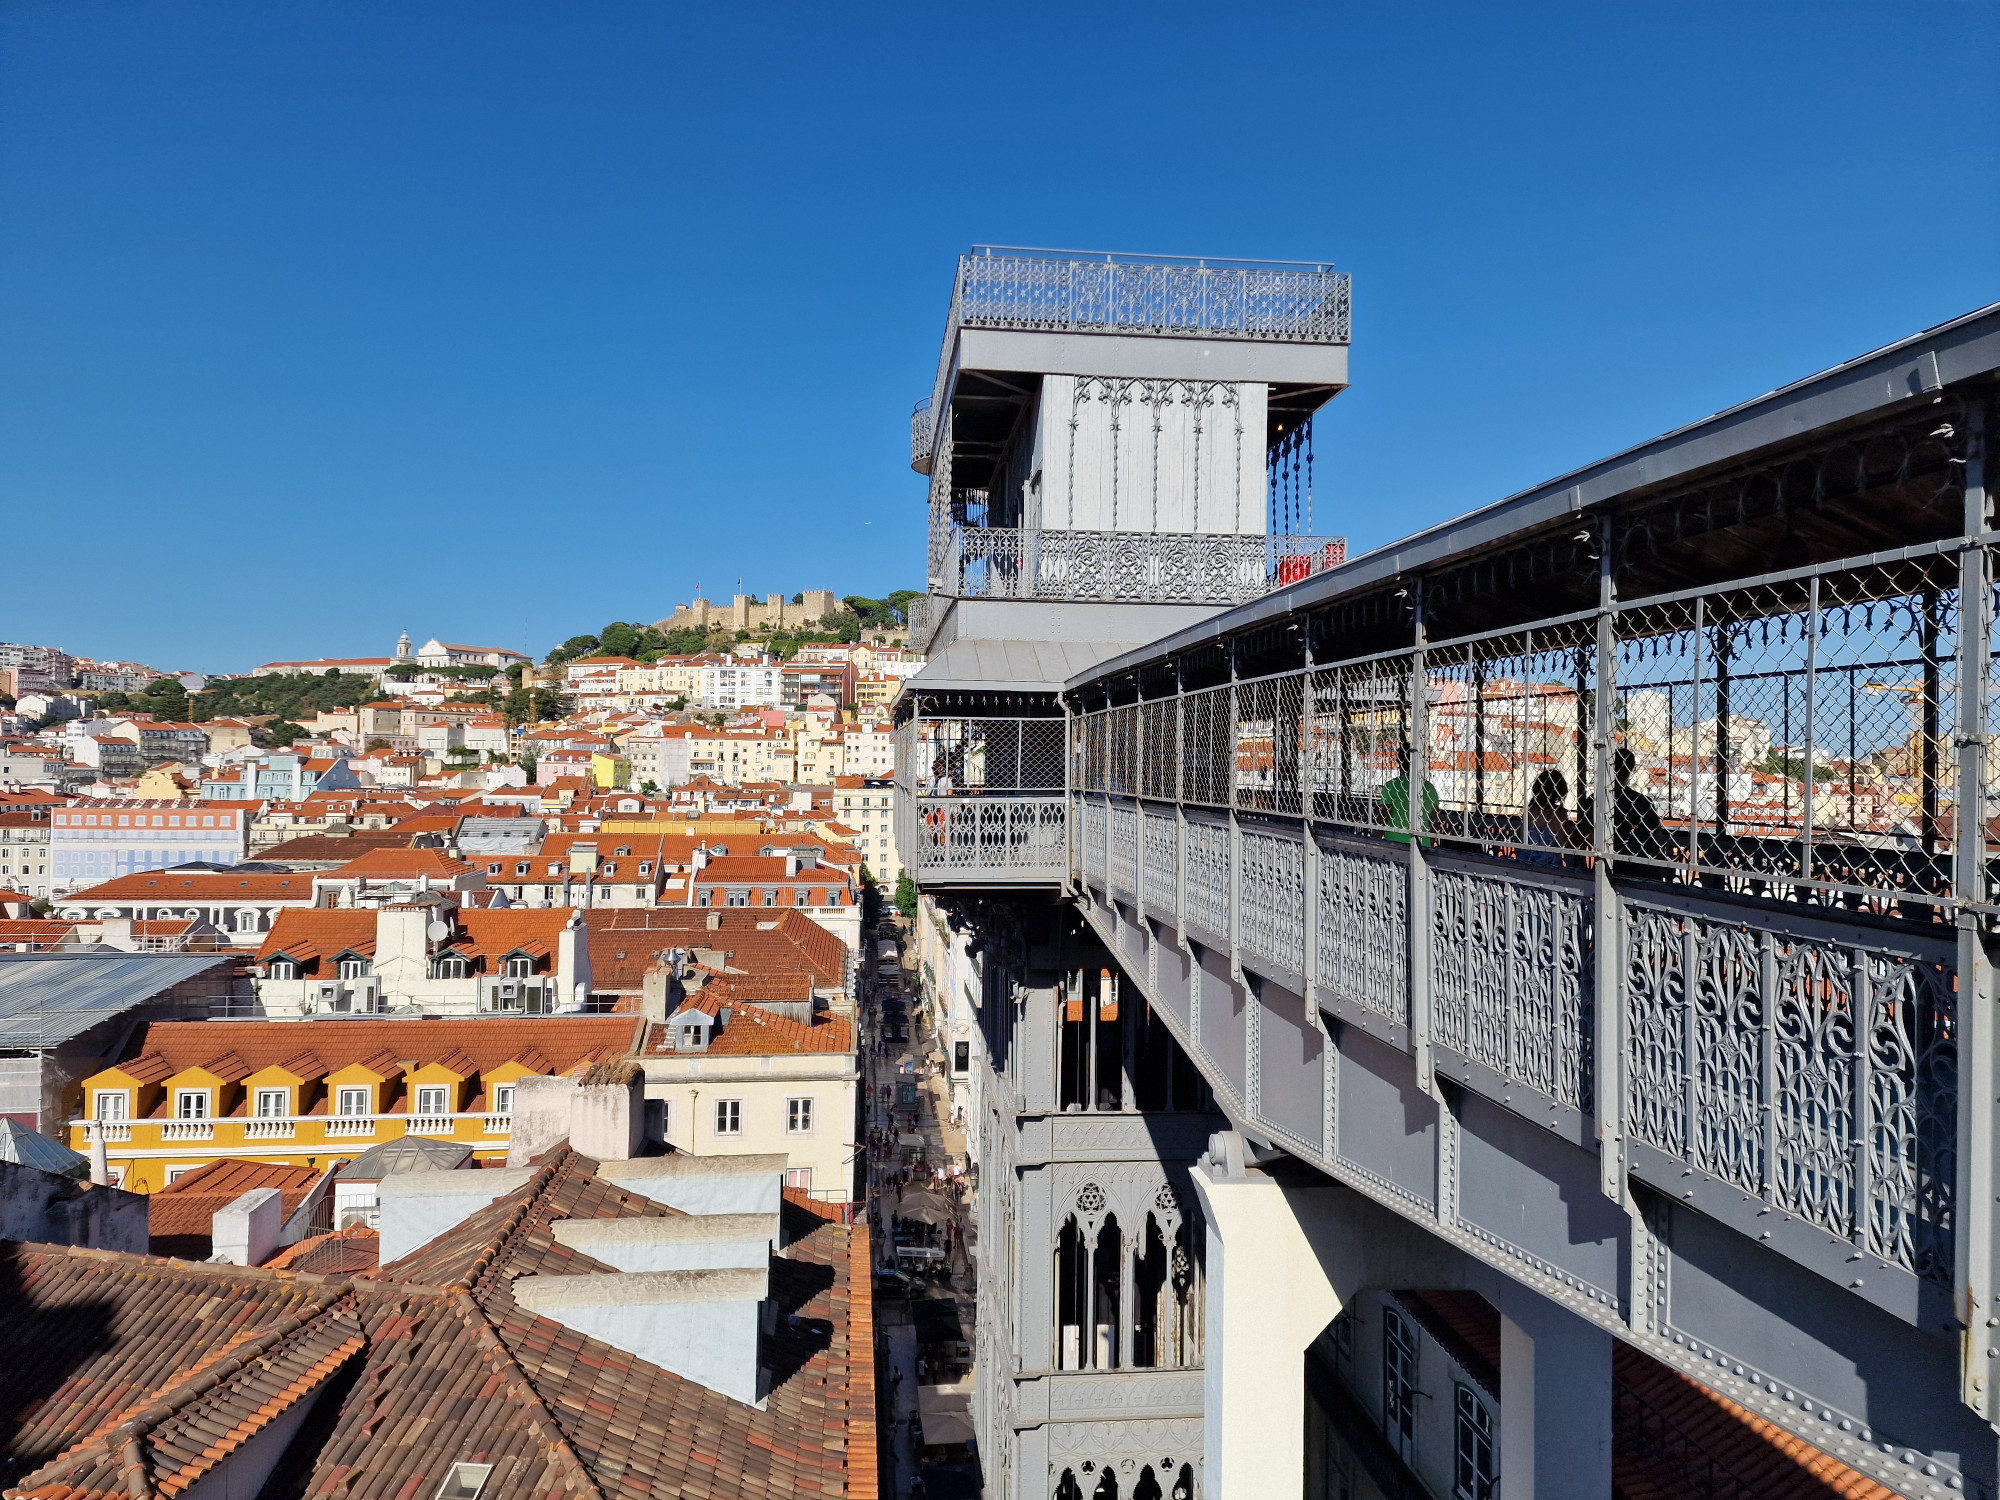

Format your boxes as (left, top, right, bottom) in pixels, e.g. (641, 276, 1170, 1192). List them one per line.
(644, 1005, 852, 1056)
(0, 1247, 349, 1492)
(148, 1159, 322, 1242)
(693, 856, 853, 886)
(107, 1017, 643, 1087)
(322, 848, 475, 879)
(253, 909, 374, 963)
(584, 908, 845, 988)
(62, 872, 311, 902)
(1611, 1342, 1896, 1500)
(255, 831, 423, 863)
(256, 906, 570, 971)
(273, 1048, 328, 1081)
(262, 1223, 379, 1275)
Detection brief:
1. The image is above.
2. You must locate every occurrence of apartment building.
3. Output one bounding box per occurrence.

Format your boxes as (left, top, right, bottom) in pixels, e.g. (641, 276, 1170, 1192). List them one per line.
(69, 1013, 637, 1192)
(831, 777, 900, 882)
(48, 801, 254, 893)
(635, 999, 858, 1203)
(251, 900, 589, 1018)
(0, 807, 52, 898)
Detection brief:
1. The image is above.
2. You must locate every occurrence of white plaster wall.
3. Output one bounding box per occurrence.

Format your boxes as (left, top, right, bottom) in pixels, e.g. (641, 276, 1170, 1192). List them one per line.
(640, 1067, 856, 1202)
(1036, 375, 1269, 535)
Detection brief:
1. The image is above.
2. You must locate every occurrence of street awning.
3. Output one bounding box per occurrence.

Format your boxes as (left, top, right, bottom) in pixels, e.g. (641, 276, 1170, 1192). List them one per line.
(918, 1385, 975, 1446)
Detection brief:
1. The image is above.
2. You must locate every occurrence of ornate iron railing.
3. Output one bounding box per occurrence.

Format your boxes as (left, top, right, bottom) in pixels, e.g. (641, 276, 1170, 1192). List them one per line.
(921, 247, 1350, 470)
(937, 524, 1348, 605)
(907, 796, 1069, 882)
(911, 397, 932, 473)
(956, 248, 1350, 344)
(1071, 543, 1992, 916)
(906, 594, 945, 653)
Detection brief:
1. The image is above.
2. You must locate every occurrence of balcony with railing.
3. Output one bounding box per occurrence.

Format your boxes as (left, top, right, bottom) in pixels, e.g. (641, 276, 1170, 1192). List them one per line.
(896, 712, 1070, 887)
(933, 518, 1347, 606)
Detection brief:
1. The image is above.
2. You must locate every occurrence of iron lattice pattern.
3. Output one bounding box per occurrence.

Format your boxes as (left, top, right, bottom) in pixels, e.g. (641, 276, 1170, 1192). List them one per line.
(1073, 547, 1989, 917)
(938, 526, 1345, 606)
(953, 251, 1351, 345)
(1623, 905, 1955, 1279)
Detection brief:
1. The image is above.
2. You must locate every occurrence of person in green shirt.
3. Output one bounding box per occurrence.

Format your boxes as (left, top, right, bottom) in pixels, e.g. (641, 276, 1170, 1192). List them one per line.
(1379, 744, 1440, 845)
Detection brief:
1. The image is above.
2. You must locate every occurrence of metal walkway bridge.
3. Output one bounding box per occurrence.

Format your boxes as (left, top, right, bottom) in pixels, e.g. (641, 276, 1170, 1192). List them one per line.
(898, 246, 2000, 1499)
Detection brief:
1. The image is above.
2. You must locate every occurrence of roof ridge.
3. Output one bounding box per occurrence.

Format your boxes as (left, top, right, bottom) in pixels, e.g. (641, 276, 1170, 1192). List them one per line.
(445, 1289, 605, 1500)
(450, 1150, 570, 1296)
(6, 1283, 355, 1499)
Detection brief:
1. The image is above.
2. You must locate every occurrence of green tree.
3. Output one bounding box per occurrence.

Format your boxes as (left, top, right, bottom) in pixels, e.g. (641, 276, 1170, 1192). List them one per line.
(266, 719, 305, 747)
(884, 589, 923, 625)
(599, 621, 641, 659)
(894, 871, 918, 919)
(546, 633, 601, 666)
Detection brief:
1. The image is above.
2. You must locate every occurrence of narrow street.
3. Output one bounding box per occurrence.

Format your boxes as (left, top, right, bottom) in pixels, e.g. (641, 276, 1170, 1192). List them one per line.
(860, 918, 980, 1500)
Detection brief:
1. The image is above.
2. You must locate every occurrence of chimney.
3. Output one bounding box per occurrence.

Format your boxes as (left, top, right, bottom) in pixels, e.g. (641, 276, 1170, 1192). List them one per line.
(705, 910, 721, 931)
(555, 910, 590, 1011)
(569, 841, 600, 875)
(212, 1187, 284, 1266)
(784, 853, 799, 878)
(570, 1061, 645, 1161)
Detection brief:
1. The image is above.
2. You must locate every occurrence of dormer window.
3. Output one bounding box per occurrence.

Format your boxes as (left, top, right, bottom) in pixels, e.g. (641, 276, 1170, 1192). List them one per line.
(336, 955, 372, 979)
(614, 845, 631, 857)
(763, 889, 778, 907)
(638, 861, 652, 875)
(174, 1089, 210, 1120)
(431, 953, 469, 979)
(504, 954, 533, 978)
(268, 957, 300, 980)
(515, 862, 530, 875)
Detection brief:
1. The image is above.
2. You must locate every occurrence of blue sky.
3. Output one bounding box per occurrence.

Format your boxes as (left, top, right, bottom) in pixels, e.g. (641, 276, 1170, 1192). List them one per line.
(2, 2, 1994, 674)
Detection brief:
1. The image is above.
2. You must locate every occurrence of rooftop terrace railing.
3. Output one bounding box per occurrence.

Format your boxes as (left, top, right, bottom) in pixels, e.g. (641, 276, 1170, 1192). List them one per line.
(916, 247, 1351, 470)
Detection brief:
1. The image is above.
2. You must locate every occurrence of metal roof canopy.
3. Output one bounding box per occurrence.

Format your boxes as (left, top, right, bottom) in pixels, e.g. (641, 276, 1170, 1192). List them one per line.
(907, 637, 1143, 696)
(1070, 301, 2000, 687)
(0, 951, 236, 1049)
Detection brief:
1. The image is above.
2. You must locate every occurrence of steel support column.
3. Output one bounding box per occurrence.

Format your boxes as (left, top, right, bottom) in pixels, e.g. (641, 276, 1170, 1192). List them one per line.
(1956, 395, 1996, 1416)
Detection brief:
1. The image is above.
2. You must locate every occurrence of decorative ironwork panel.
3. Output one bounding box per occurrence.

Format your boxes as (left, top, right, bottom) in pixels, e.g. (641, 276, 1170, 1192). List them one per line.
(1239, 831, 1306, 974)
(909, 796, 1070, 879)
(1183, 819, 1231, 936)
(910, 396, 933, 470)
(1233, 673, 1305, 816)
(1109, 801, 1140, 900)
(1081, 798, 1108, 889)
(1305, 655, 1416, 831)
(1317, 839, 1409, 1024)
(1180, 688, 1233, 808)
(1143, 810, 1179, 906)
(1625, 907, 1690, 1159)
(1691, 923, 1768, 1196)
(955, 249, 1350, 345)
(1862, 948, 1957, 1279)
(1621, 902, 1956, 1281)
(942, 526, 1344, 605)
(1430, 863, 1591, 1110)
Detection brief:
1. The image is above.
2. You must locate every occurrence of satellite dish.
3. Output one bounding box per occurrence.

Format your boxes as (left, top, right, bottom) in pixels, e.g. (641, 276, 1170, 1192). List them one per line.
(426, 920, 451, 942)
